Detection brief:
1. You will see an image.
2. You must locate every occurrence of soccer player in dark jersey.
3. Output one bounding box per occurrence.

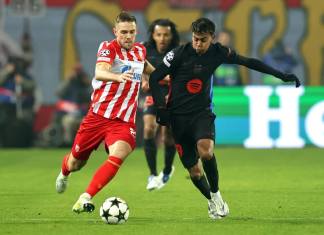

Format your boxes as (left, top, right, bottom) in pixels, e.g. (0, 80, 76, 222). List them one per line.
(149, 18, 300, 220)
(141, 19, 180, 191)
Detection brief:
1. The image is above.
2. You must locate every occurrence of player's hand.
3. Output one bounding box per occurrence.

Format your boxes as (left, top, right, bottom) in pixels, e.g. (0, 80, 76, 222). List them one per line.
(280, 73, 301, 88)
(117, 69, 134, 83)
(156, 107, 170, 126)
(141, 78, 150, 92)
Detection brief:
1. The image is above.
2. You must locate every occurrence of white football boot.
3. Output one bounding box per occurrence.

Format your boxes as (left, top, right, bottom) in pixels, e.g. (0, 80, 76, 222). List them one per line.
(146, 175, 159, 191)
(156, 166, 175, 190)
(55, 171, 69, 193)
(72, 193, 95, 213)
(208, 191, 229, 219)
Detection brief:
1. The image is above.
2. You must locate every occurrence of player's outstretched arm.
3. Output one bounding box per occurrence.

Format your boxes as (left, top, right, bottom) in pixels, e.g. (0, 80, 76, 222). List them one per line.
(234, 55, 301, 87)
(95, 62, 133, 83)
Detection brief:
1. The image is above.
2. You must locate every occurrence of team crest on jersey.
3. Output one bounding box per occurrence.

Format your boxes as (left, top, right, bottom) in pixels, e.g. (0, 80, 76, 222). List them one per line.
(100, 49, 110, 57)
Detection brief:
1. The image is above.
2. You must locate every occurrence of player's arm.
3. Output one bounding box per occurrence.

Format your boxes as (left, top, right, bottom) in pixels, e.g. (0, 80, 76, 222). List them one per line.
(149, 62, 170, 108)
(95, 62, 133, 83)
(224, 47, 301, 87)
(148, 58, 172, 126)
(141, 73, 150, 92)
(141, 60, 155, 92)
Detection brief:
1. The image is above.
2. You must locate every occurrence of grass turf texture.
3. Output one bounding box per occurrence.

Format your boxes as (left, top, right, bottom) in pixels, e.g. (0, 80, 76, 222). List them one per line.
(0, 148, 323, 235)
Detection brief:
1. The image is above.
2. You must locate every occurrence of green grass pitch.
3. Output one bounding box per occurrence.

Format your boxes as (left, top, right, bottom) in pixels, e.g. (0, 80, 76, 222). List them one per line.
(0, 147, 323, 235)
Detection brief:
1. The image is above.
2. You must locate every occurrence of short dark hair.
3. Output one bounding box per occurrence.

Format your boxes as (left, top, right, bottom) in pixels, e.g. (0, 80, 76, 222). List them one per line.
(146, 19, 180, 51)
(115, 11, 136, 24)
(191, 18, 215, 35)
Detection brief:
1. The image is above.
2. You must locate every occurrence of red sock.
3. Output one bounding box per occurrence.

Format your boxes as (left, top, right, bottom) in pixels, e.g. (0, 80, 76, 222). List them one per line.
(61, 154, 71, 176)
(86, 156, 123, 197)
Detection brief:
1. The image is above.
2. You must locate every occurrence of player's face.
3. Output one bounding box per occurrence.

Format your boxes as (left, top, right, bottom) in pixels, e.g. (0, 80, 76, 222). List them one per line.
(152, 25, 172, 53)
(114, 21, 137, 50)
(192, 32, 213, 54)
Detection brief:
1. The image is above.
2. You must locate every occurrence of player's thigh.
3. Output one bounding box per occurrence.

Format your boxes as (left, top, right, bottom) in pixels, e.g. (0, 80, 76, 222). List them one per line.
(108, 140, 133, 160)
(174, 137, 198, 169)
(71, 116, 105, 161)
(104, 119, 136, 157)
(193, 112, 216, 142)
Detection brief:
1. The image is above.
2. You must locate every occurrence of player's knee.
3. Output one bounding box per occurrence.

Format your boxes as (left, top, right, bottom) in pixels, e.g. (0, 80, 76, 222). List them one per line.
(188, 164, 202, 179)
(67, 154, 86, 171)
(198, 147, 213, 160)
(144, 124, 156, 138)
(197, 142, 213, 160)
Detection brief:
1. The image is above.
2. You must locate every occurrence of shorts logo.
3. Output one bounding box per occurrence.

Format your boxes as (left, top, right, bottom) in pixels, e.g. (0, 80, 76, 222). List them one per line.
(130, 127, 136, 138)
(75, 144, 80, 152)
(175, 144, 183, 157)
(186, 78, 203, 94)
(99, 49, 110, 57)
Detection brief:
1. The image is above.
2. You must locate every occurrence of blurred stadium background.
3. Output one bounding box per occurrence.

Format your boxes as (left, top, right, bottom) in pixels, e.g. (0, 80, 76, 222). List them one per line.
(1, 0, 323, 148)
(0, 1, 323, 234)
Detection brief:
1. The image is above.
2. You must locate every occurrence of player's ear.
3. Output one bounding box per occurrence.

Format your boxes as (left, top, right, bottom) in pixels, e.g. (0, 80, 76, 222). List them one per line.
(113, 27, 117, 36)
(211, 33, 216, 43)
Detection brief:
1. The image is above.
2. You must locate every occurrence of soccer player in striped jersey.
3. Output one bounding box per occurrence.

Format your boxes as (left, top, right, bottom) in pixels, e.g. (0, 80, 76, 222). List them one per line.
(55, 12, 155, 214)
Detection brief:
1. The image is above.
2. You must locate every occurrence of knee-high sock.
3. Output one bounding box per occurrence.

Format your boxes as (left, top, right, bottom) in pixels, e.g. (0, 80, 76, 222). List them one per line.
(144, 138, 157, 175)
(202, 155, 219, 193)
(163, 144, 176, 175)
(61, 154, 70, 176)
(86, 156, 123, 197)
(190, 175, 211, 200)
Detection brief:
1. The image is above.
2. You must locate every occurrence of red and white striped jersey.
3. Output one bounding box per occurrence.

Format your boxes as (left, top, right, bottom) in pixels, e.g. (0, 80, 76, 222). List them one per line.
(90, 39, 146, 123)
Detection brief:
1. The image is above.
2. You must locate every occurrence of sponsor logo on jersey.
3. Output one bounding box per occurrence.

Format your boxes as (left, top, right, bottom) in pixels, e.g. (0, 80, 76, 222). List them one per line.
(121, 65, 141, 81)
(186, 78, 203, 94)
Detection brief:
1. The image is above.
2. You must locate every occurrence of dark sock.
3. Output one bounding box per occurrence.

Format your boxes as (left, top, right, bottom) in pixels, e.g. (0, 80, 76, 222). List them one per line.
(144, 138, 157, 176)
(202, 155, 219, 193)
(190, 175, 211, 199)
(163, 145, 176, 175)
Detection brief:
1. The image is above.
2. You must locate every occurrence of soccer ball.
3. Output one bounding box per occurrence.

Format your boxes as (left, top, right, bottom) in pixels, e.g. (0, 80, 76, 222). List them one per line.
(99, 197, 129, 224)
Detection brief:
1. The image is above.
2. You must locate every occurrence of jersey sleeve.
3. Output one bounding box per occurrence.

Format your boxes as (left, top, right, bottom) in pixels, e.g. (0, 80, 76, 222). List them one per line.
(214, 43, 237, 64)
(162, 47, 181, 69)
(218, 43, 286, 79)
(96, 41, 116, 64)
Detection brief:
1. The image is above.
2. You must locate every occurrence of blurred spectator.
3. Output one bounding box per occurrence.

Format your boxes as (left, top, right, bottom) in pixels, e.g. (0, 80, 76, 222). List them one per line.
(262, 40, 298, 85)
(0, 56, 36, 147)
(0, 29, 24, 68)
(41, 63, 91, 147)
(213, 30, 241, 86)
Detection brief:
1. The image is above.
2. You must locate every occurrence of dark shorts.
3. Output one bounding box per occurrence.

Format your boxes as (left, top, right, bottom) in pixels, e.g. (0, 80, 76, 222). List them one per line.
(143, 96, 157, 116)
(170, 110, 216, 169)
